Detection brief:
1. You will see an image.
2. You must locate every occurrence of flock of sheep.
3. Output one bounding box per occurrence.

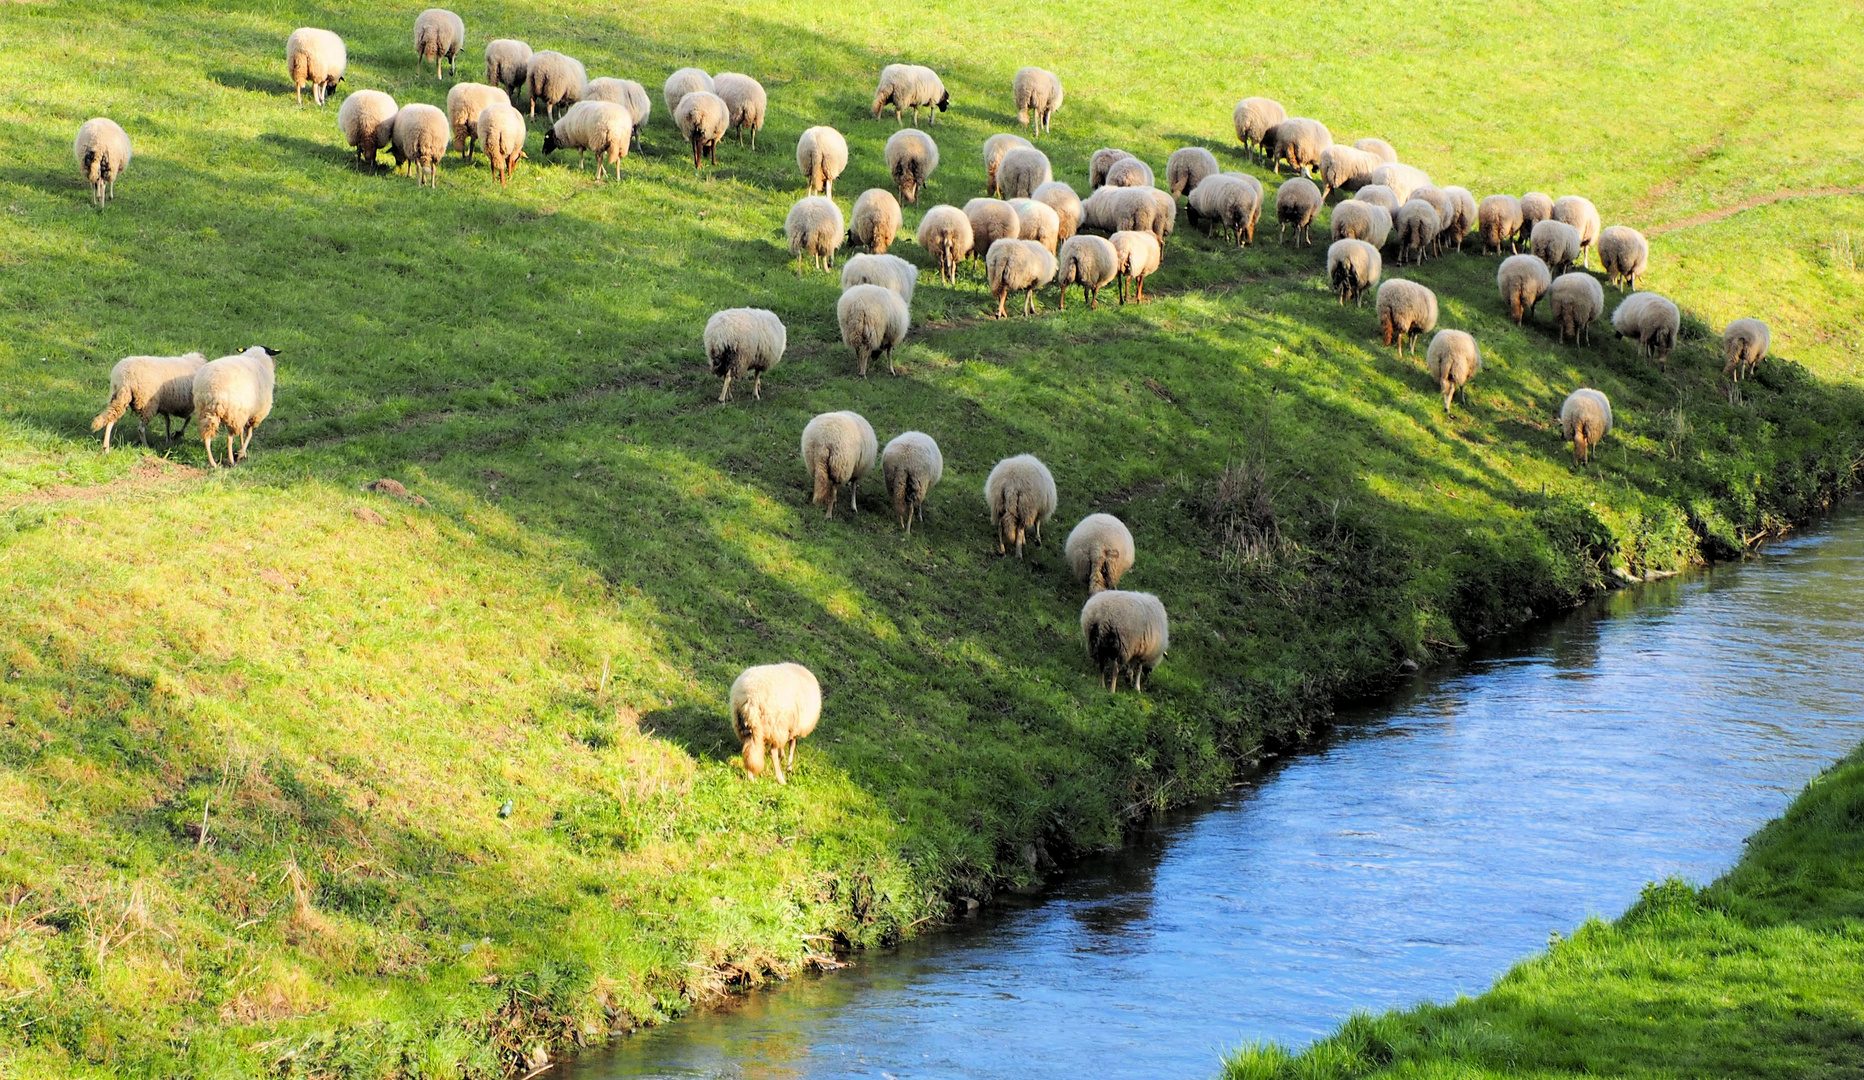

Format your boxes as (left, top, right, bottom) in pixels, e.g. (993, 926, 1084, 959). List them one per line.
(68, 10, 1778, 783)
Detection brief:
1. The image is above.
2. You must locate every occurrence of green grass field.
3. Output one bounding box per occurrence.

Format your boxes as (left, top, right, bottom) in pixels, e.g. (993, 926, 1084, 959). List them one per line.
(2, 0, 1862, 1076)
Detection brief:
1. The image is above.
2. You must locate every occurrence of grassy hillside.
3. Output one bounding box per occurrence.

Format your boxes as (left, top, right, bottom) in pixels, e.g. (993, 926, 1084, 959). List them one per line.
(2, 0, 1862, 1076)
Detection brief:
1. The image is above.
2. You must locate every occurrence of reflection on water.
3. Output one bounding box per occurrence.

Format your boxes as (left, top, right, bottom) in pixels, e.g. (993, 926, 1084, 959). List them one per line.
(566, 506, 1864, 1080)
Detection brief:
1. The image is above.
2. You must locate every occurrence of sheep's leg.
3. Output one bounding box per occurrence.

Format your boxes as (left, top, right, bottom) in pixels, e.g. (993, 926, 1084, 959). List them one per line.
(770, 741, 787, 785)
(101, 420, 114, 452)
(995, 291, 1008, 319)
(752, 372, 763, 400)
(202, 435, 218, 468)
(785, 738, 797, 767)
(138, 418, 150, 448)
(171, 415, 190, 444)
(718, 374, 733, 402)
(238, 425, 256, 460)
(225, 431, 238, 464)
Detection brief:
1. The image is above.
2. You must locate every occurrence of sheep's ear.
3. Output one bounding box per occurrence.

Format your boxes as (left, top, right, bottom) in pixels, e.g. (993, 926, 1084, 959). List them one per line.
(260, 346, 281, 357)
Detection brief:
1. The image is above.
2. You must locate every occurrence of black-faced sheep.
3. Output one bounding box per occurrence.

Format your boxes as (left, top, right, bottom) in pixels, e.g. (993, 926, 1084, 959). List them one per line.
(476, 104, 527, 185)
(1056, 235, 1120, 310)
(1497, 254, 1553, 323)
(987, 238, 1058, 317)
(1560, 388, 1612, 464)
(801, 411, 877, 517)
(483, 39, 532, 97)
(92, 351, 207, 450)
(1080, 590, 1168, 692)
(1550, 272, 1605, 344)
(848, 189, 903, 254)
(984, 133, 1034, 195)
(1167, 147, 1220, 198)
(445, 83, 509, 160)
(1612, 292, 1681, 367)
(729, 663, 819, 784)
(525, 51, 587, 119)
(883, 432, 944, 532)
(1723, 319, 1770, 381)
(1276, 177, 1322, 245)
(1033, 181, 1083, 241)
(1377, 279, 1439, 357)
(705, 308, 787, 401)
(796, 126, 849, 198)
(338, 91, 397, 171)
(985, 454, 1056, 558)
(1327, 238, 1381, 306)
(1425, 330, 1481, 411)
(193, 346, 280, 469)
(886, 127, 939, 204)
(674, 90, 729, 169)
(285, 28, 346, 106)
(916, 205, 974, 284)
(1232, 97, 1287, 160)
(1478, 194, 1523, 254)
(786, 196, 845, 273)
(1066, 514, 1135, 595)
(390, 103, 451, 186)
(542, 100, 630, 180)
(713, 73, 766, 148)
(1598, 226, 1649, 292)
(873, 64, 948, 125)
(838, 283, 911, 376)
(414, 9, 465, 79)
(1013, 67, 1063, 133)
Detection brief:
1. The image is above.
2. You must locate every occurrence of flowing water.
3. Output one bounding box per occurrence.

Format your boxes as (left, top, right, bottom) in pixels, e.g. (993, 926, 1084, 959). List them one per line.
(565, 505, 1864, 1080)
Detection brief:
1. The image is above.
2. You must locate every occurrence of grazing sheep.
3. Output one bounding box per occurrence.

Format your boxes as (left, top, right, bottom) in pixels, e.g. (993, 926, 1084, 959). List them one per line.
(801, 410, 877, 517)
(883, 432, 944, 532)
(987, 238, 1058, 317)
(1187, 173, 1263, 245)
(1146, 188, 1178, 242)
(542, 100, 631, 179)
(1167, 147, 1220, 198)
(1013, 67, 1064, 133)
(1377, 279, 1439, 357)
(1354, 184, 1400, 214)
(996, 146, 1053, 199)
(585, 79, 652, 147)
(872, 64, 949, 125)
(389, 103, 451, 186)
(1598, 226, 1649, 292)
(916, 205, 974, 284)
(985, 454, 1057, 558)
(1497, 254, 1554, 324)
(445, 83, 509, 160)
(713, 72, 767, 148)
(193, 346, 279, 469)
(1232, 97, 1288, 160)
(1425, 330, 1482, 411)
(91, 351, 207, 450)
(983, 133, 1034, 195)
(483, 39, 532, 97)
(525, 51, 587, 119)
(1369, 163, 1430, 204)
(1067, 514, 1135, 595)
(1264, 118, 1332, 176)
(966, 198, 1022, 265)
(1080, 590, 1169, 693)
(414, 9, 465, 79)
(841, 252, 918, 303)
(1103, 156, 1154, 189)
(1550, 272, 1605, 344)
(886, 127, 939, 204)
(1530, 218, 1582, 275)
(1552, 195, 1601, 267)
(839, 284, 911, 376)
(1395, 199, 1441, 265)
(1329, 199, 1390, 247)
(1089, 147, 1133, 189)
(1441, 187, 1478, 251)
(705, 307, 786, 402)
(338, 91, 398, 171)
(847, 189, 904, 254)
(1354, 137, 1397, 164)
(662, 67, 713, 113)
(1518, 191, 1554, 244)
(1560, 388, 1612, 464)
(476, 104, 528, 185)
(729, 663, 820, 784)
(1008, 197, 1061, 253)
(786, 196, 845, 273)
(1033, 181, 1083, 241)
(1612, 292, 1681, 367)
(674, 90, 729, 169)
(1109, 229, 1161, 304)
(1408, 185, 1454, 251)
(1317, 144, 1381, 199)
(1275, 177, 1322, 245)
(1079, 186, 1162, 241)
(1723, 319, 1770, 381)
(796, 126, 850, 198)
(74, 119, 133, 207)
(1056, 234, 1120, 310)
(1327, 238, 1382, 306)
(285, 28, 346, 106)
(1478, 194, 1523, 254)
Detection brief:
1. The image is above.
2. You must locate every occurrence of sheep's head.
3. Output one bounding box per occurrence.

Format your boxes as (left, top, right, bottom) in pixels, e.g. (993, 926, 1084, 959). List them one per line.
(936, 90, 950, 112)
(541, 129, 560, 156)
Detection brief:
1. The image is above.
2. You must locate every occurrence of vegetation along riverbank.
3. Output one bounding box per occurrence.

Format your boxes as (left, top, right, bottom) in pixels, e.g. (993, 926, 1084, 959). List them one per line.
(2, 0, 1861, 1075)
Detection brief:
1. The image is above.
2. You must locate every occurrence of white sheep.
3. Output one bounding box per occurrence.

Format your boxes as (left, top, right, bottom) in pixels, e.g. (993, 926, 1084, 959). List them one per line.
(1080, 187, 1163, 243)
(1552, 195, 1601, 267)
(1103, 157, 1154, 189)
(1519, 191, 1554, 244)
(1264, 118, 1331, 177)
(1442, 187, 1478, 251)
(1354, 184, 1400, 214)
(1497, 253, 1553, 323)
(1598, 226, 1649, 292)
(1032, 181, 1082, 241)
(1394, 200, 1441, 265)
(786, 196, 845, 273)
(1066, 513, 1135, 594)
(729, 663, 820, 784)
(1277, 177, 1322, 245)
(1408, 186, 1454, 253)
(1231, 97, 1287, 160)
(1329, 199, 1389, 248)
(1550, 272, 1605, 344)
(91, 351, 207, 450)
(73, 118, 132, 208)
(985, 454, 1056, 558)
(1530, 218, 1582, 275)
(872, 64, 948, 125)
(1089, 147, 1133, 189)
(883, 432, 944, 532)
(1056, 234, 1120, 310)
(996, 146, 1053, 199)
(1377, 279, 1439, 357)
(705, 308, 787, 401)
(801, 411, 877, 517)
(1317, 145, 1381, 199)
(662, 67, 714, 113)
(713, 72, 767, 148)
(483, 39, 532, 97)
(1478, 194, 1523, 254)
(476, 104, 527, 185)
(1723, 319, 1770, 381)
(193, 346, 279, 469)
(839, 283, 911, 376)
(1013, 67, 1063, 133)
(1560, 388, 1612, 464)
(1612, 292, 1681, 367)
(338, 91, 397, 171)
(983, 133, 1034, 195)
(285, 28, 346, 106)
(1369, 163, 1430, 204)
(796, 126, 849, 197)
(1109, 229, 1160, 304)
(841, 252, 918, 304)
(1008, 197, 1061, 253)
(390, 103, 451, 186)
(445, 83, 509, 160)
(1354, 137, 1397, 164)
(987, 238, 1058, 317)
(916, 205, 974, 284)
(966, 198, 1022, 266)
(1187, 174, 1262, 245)
(1167, 147, 1220, 198)
(525, 51, 587, 119)
(674, 90, 729, 169)
(848, 189, 904, 254)
(1080, 590, 1169, 692)
(1146, 188, 1178, 243)
(886, 127, 939, 204)
(1425, 330, 1482, 411)
(541, 100, 631, 179)
(414, 9, 465, 79)
(1327, 238, 1382, 306)
(585, 79, 651, 146)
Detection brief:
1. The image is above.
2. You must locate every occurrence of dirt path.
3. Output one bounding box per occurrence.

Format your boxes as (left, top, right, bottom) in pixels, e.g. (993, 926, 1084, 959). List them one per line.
(1, 457, 202, 511)
(1647, 186, 1864, 236)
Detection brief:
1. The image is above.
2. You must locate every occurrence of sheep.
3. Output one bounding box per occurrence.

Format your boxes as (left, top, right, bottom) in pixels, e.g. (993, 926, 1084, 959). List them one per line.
(1530, 218, 1582, 275)
(445, 83, 509, 160)
(883, 432, 944, 532)
(1329, 199, 1389, 248)
(1377, 279, 1439, 357)
(1560, 388, 1612, 464)
(1425, 330, 1482, 411)
(1014, 67, 1064, 133)
(985, 454, 1056, 558)
(1033, 181, 1082, 241)
(713, 73, 767, 148)
(1276, 177, 1323, 245)
(586, 79, 652, 147)
(476, 104, 528, 185)
(1598, 226, 1649, 292)
(1395, 199, 1440, 264)
(705, 307, 787, 402)
(1231, 97, 1287, 160)
(1369, 163, 1429, 204)
(1089, 148, 1134, 189)
(987, 238, 1058, 317)
(916, 205, 974, 284)
(1317, 145, 1381, 199)
(1080, 590, 1169, 693)
(72, 118, 133, 210)
(662, 67, 713, 113)
(414, 9, 465, 78)
(847, 189, 903, 254)
(1408, 185, 1454, 252)
(1109, 229, 1161, 304)
(1550, 272, 1605, 344)
(729, 663, 820, 784)
(1187, 173, 1263, 245)
(1478, 194, 1523, 254)
(801, 411, 877, 517)
(886, 127, 939, 204)
(786, 196, 845, 273)
(1263, 118, 1331, 176)
(338, 91, 397, 171)
(1167, 147, 1220, 198)
(1354, 184, 1400, 214)
(1079, 186, 1162, 242)
(1441, 187, 1478, 251)
(1103, 157, 1155, 189)
(389, 103, 451, 186)
(674, 91, 729, 169)
(1354, 137, 1397, 164)
(1497, 253, 1553, 324)
(839, 284, 911, 376)
(872, 64, 949, 125)
(1552, 195, 1601, 267)
(1146, 187, 1179, 243)
(483, 39, 532, 98)
(1612, 292, 1681, 367)
(542, 101, 631, 180)
(996, 146, 1053, 199)
(1008, 197, 1061, 253)
(841, 252, 918, 304)
(1723, 319, 1770, 381)
(525, 51, 587, 119)
(796, 126, 849, 197)
(193, 346, 279, 469)
(1327, 238, 1382, 306)
(1056, 234, 1120, 310)
(1067, 514, 1135, 594)
(285, 28, 346, 106)
(965, 198, 1022, 266)
(1518, 191, 1554, 244)
(983, 133, 1034, 195)
(91, 351, 207, 450)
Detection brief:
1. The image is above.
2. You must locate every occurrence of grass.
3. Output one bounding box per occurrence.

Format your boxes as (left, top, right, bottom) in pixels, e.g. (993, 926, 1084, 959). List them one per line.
(1, 0, 1861, 1076)
(1220, 743, 1864, 1080)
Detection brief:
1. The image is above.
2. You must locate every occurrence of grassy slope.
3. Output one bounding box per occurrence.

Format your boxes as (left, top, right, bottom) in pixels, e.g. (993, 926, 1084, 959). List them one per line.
(1, 0, 1862, 1075)
(1223, 744, 1864, 1080)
